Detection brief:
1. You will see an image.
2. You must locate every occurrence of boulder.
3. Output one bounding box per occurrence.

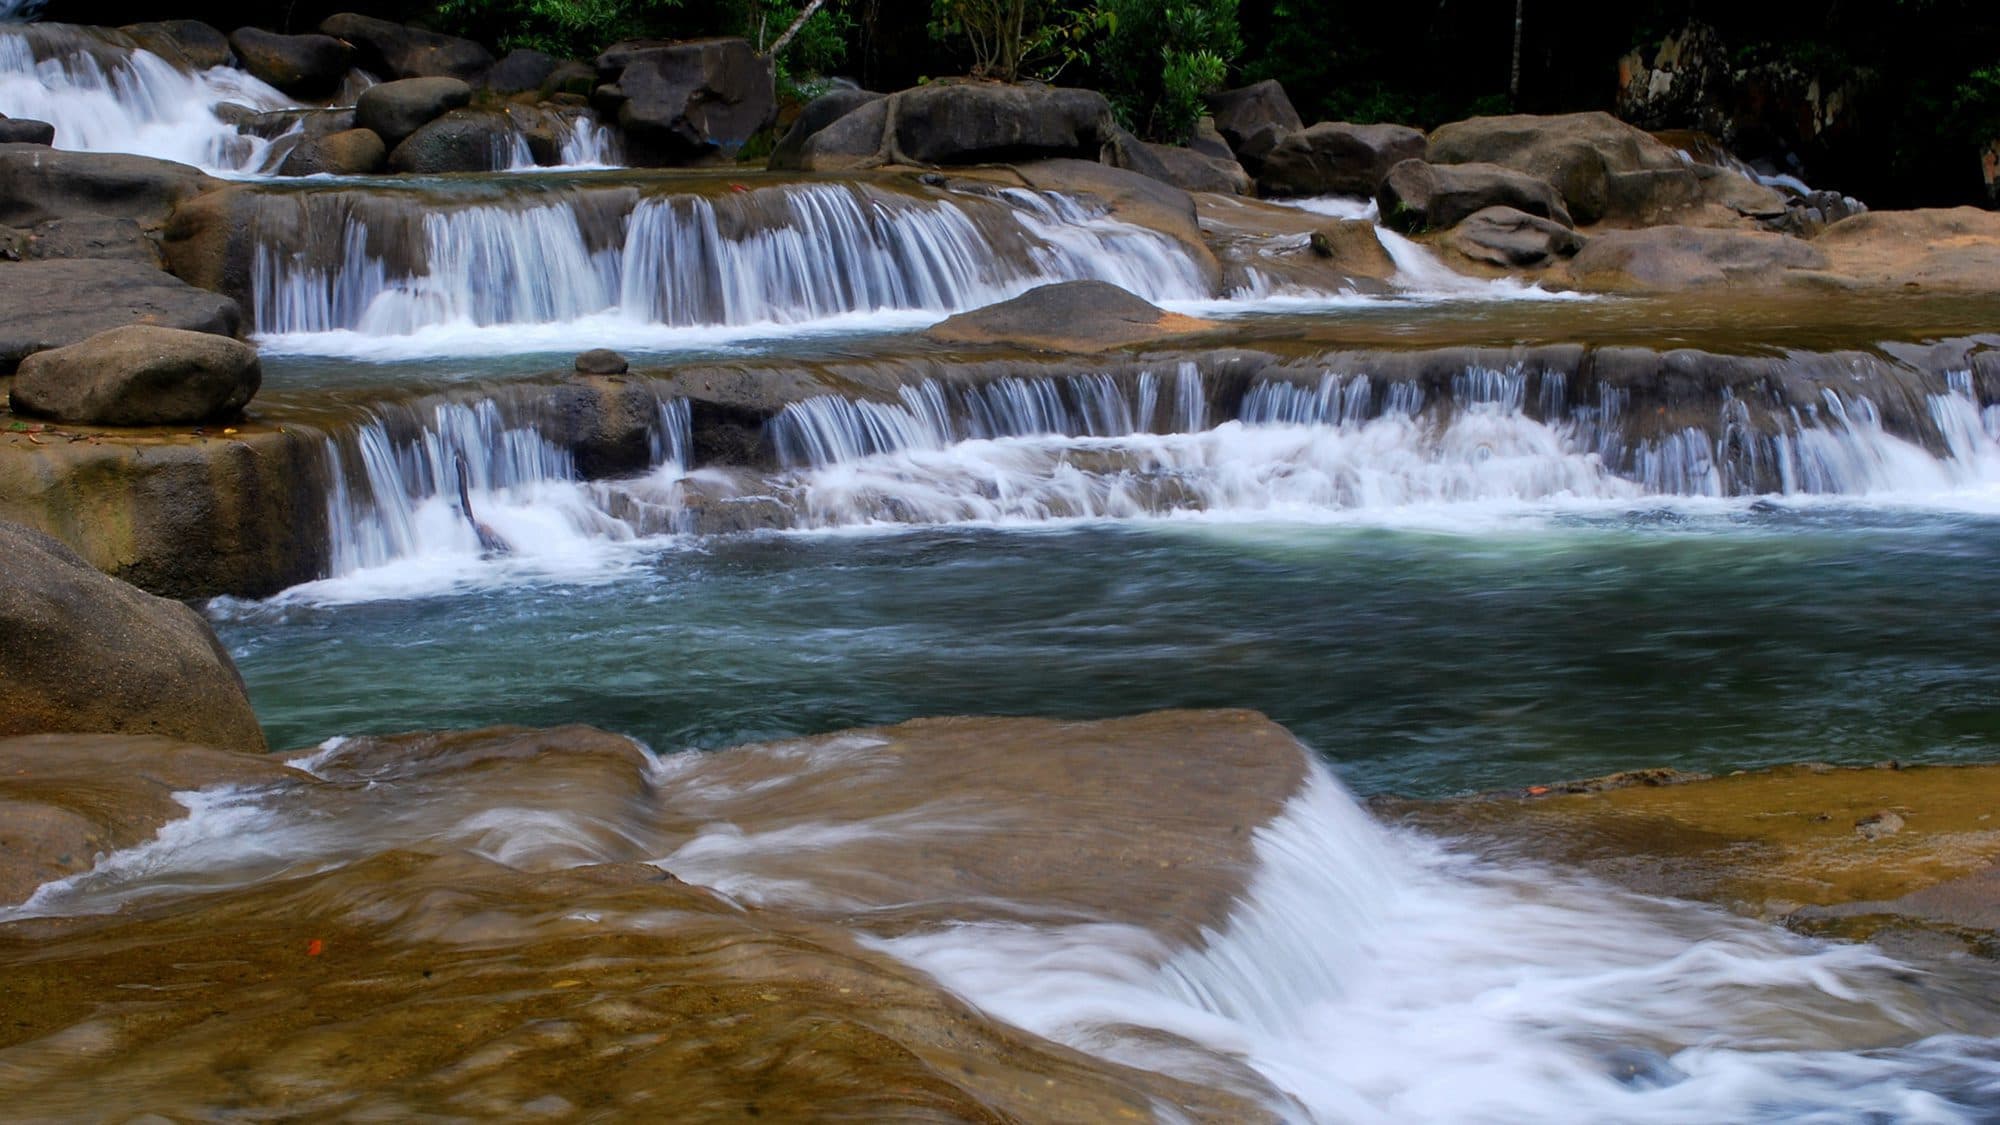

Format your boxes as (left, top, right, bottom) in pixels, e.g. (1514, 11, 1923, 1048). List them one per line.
(768, 87, 883, 170)
(593, 38, 774, 164)
(544, 59, 596, 96)
(1565, 225, 1827, 290)
(575, 347, 629, 375)
(0, 144, 212, 228)
(1443, 205, 1587, 268)
(1811, 208, 2000, 291)
(318, 13, 494, 82)
(0, 259, 241, 373)
(1256, 121, 1426, 198)
(924, 280, 1218, 353)
(356, 77, 474, 149)
(10, 324, 261, 427)
(1427, 112, 1698, 225)
(227, 27, 354, 99)
(789, 96, 891, 170)
(0, 520, 266, 752)
(0, 116, 54, 146)
(1102, 129, 1250, 195)
(1205, 79, 1303, 156)
(386, 109, 516, 174)
(892, 82, 1112, 165)
(1188, 117, 1234, 163)
(1376, 159, 1573, 233)
(277, 127, 387, 176)
(120, 19, 234, 70)
(21, 217, 161, 266)
(238, 107, 355, 142)
(1309, 219, 1397, 276)
(486, 48, 559, 95)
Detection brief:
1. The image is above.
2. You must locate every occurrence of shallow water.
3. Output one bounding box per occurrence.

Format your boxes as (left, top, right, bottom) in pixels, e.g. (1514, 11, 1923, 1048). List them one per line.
(217, 503, 2000, 797)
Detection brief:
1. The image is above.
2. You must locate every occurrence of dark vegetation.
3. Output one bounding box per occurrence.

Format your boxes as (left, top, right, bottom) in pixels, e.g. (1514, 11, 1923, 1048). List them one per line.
(44, 0, 2000, 206)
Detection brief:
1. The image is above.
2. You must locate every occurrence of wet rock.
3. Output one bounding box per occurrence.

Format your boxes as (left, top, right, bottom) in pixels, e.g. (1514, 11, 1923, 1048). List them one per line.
(593, 38, 773, 165)
(1256, 121, 1426, 198)
(10, 324, 261, 427)
(318, 13, 494, 83)
(238, 107, 356, 142)
(356, 76, 474, 149)
(227, 27, 354, 99)
(0, 734, 298, 905)
(0, 115, 54, 146)
(1444, 205, 1587, 268)
(1102, 129, 1252, 196)
(0, 520, 267, 753)
(925, 280, 1218, 353)
(386, 108, 515, 173)
(120, 19, 234, 70)
(1564, 225, 1827, 290)
(1810, 208, 2000, 292)
(1010, 159, 1222, 288)
(1206, 79, 1303, 158)
(276, 127, 386, 176)
(767, 87, 883, 170)
(1427, 111, 1698, 226)
(0, 259, 240, 373)
(1376, 158, 1573, 233)
(1855, 810, 1906, 840)
(20, 216, 161, 266)
(1310, 219, 1397, 274)
(0, 145, 212, 228)
(575, 347, 629, 375)
(485, 47, 558, 95)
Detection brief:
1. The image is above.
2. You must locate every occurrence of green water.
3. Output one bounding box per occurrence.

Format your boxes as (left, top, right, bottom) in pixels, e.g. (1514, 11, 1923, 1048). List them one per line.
(216, 505, 2000, 797)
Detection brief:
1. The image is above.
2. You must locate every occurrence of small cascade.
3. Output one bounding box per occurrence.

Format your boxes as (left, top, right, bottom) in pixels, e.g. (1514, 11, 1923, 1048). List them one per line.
(0, 23, 293, 173)
(246, 181, 1216, 350)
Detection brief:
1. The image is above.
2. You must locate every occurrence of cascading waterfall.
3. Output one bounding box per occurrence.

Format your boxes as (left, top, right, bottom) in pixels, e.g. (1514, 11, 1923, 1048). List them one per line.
(0, 23, 293, 172)
(249, 181, 1216, 353)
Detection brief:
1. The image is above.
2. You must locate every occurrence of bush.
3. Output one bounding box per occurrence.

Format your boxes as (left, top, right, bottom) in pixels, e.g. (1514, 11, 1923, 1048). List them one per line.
(927, 0, 1102, 81)
(1096, 0, 1241, 142)
(431, 0, 683, 57)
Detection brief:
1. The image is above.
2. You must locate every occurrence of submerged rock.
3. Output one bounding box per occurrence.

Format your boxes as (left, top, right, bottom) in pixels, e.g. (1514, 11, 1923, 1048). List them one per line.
(0, 259, 241, 372)
(0, 520, 267, 753)
(926, 280, 1219, 353)
(9, 324, 261, 426)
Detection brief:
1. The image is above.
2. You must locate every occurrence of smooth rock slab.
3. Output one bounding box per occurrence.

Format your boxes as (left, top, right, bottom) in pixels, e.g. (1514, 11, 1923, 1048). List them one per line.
(0, 259, 241, 372)
(10, 324, 261, 426)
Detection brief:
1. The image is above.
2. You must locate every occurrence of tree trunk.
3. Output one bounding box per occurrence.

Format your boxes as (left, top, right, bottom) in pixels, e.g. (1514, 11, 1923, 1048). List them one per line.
(767, 0, 833, 60)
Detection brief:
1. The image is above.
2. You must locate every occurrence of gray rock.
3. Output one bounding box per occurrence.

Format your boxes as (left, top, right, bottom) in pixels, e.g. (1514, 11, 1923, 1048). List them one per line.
(0, 520, 267, 752)
(892, 82, 1112, 165)
(319, 12, 494, 82)
(0, 259, 241, 372)
(23, 217, 161, 266)
(0, 144, 212, 228)
(357, 77, 475, 148)
(768, 87, 883, 170)
(386, 109, 516, 174)
(594, 38, 773, 165)
(1206, 80, 1303, 157)
(0, 116, 54, 146)
(1257, 121, 1427, 198)
(1377, 159, 1574, 233)
(1103, 129, 1251, 195)
(1445, 205, 1587, 267)
(791, 96, 890, 170)
(486, 48, 559, 95)
(10, 324, 261, 426)
(227, 27, 354, 98)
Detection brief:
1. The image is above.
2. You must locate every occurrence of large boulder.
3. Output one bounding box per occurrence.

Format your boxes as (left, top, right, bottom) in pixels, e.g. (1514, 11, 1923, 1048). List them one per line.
(276, 127, 387, 176)
(386, 109, 517, 173)
(767, 87, 883, 170)
(1255, 121, 1426, 197)
(0, 145, 212, 228)
(0, 116, 54, 146)
(485, 48, 559, 96)
(1427, 112, 1698, 226)
(10, 324, 261, 427)
(318, 13, 494, 82)
(227, 27, 354, 99)
(120, 20, 234, 70)
(891, 83, 1113, 165)
(787, 96, 891, 171)
(0, 260, 241, 373)
(1104, 133, 1252, 196)
(1443, 205, 1587, 268)
(1376, 159, 1573, 233)
(924, 280, 1217, 353)
(356, 77, 474, 149)
(593, 38, 773, 165)
(1205, 79, 1303, 157)
(0, 520, 266, 752)
(1564, 225, 1827, 290)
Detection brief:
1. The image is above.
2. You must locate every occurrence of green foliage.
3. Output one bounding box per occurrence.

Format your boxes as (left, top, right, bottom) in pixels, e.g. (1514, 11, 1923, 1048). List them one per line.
(1095, 0, 1240, 142)
(927, 0, 1105, 81)
(431, 0, 682, 57)
(747, 0, 855, 82)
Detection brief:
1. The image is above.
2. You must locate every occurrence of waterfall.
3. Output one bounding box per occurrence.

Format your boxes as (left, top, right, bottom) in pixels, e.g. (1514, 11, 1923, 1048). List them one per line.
(0, 23, 293, 173)
(248, 181, 1216, 352)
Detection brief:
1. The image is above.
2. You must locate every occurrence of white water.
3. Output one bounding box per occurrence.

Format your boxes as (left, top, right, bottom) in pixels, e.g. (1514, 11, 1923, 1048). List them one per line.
(253, 183, 1214, 355)
(875, 769, 2000, 1122)
(0, 25, 293, 173)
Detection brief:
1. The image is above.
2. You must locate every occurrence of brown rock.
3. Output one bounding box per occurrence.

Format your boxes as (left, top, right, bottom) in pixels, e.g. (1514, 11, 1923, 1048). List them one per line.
(575, 347, 629, 375)
(1564, 225, 1827, 291)
(276, 127, 386, 176)
(1377, 158, 1574, 233)
(1427, 111, 1698, 225)
(1257, 121, 1427, 197)
(0, 520, 267, 752)
(925, 280, 1218, 353)
(10, 324, 260, 426)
